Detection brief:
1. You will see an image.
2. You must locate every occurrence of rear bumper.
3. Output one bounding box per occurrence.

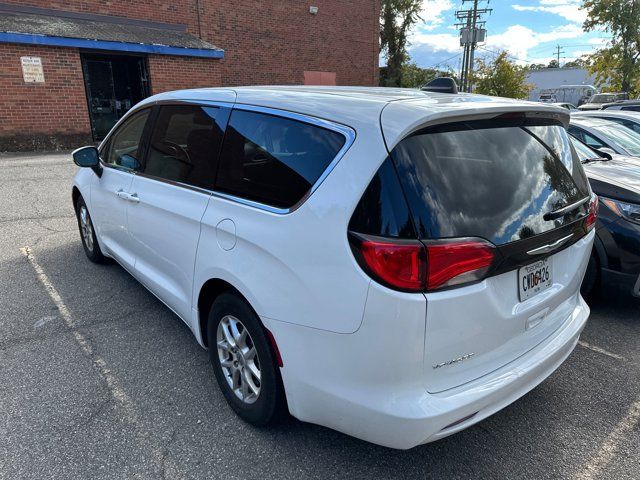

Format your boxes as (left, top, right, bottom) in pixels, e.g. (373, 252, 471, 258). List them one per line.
(265, 294, 589, 450)
(422, 294, 589, 444)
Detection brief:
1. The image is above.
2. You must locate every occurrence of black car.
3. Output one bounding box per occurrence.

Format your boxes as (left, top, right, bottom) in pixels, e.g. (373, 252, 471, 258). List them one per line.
(571, 138, 640, 298)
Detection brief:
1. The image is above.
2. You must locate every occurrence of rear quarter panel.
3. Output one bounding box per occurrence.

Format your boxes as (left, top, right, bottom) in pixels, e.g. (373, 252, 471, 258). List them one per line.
(192, 117, 390, 334)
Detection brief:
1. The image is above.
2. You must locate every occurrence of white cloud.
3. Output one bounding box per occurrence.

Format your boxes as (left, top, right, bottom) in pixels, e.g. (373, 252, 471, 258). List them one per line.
(512, 1, 587, 24)
(588, 37, 609, 46)
(416, 0, 455, 32)
(485, 23, 585, 64)
(404, 0, 603, 68)
(407, 1, 458, 55)
(410, 32, 460, 53)
(408, 23, 587, 67)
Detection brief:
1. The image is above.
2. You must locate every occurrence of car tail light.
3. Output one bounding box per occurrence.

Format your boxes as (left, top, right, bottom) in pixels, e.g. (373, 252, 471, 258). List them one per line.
(358, 238, 426, 292)
(425, 239, 495, 290)
(585, 194, 598, 232)
(351, 234, 496, 292)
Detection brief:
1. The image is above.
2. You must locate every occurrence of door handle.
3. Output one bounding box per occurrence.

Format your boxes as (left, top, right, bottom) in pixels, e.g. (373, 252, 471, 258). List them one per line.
(115, 190, 140, 203)
(115, 189, 129, 200)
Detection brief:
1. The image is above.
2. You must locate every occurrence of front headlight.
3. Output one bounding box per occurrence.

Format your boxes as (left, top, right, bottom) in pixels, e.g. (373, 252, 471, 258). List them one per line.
(600, 197, 640, 224)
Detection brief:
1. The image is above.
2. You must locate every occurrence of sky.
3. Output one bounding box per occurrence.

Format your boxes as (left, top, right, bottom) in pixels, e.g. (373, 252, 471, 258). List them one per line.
(403, 0, 612, 71)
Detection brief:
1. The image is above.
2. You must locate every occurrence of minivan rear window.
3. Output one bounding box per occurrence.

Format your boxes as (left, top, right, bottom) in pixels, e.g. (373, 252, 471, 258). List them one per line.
(391, 121, 590, 244)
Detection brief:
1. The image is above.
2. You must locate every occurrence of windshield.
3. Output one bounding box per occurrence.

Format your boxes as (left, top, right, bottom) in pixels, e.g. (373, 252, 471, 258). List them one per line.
(570, 138, 600, 161)
(591, 94, 617, 103)
(391, 121, 589, 245)
(595, 123, 640, 156)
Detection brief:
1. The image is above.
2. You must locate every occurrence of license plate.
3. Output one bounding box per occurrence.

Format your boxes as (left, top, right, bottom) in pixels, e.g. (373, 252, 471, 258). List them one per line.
(519, 258, 553, 301)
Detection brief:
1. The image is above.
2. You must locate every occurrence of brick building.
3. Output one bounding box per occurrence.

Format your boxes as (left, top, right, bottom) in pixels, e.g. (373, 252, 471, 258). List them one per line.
(0, 1, 380, 151)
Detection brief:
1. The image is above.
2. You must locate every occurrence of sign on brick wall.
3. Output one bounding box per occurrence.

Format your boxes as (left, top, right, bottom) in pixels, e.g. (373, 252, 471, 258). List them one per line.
(21, 57, 45, 83)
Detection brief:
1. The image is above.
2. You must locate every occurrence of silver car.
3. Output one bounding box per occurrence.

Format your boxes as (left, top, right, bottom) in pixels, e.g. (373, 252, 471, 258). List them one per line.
(568, 116, 640, 157)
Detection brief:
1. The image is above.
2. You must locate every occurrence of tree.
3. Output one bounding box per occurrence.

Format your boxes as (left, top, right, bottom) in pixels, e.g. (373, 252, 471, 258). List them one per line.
(583, 0, 640, 94)
(528, 63, 548, 70)
(471, 51, 532, 99)
(380, 0, 423, 87)
(547, 59, 560, 68)
(563, 57, 586, 69)
(399, 62, 452, 88)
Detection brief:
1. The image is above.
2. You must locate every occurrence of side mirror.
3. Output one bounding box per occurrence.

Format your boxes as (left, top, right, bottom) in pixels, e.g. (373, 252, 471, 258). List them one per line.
(72, 146, 102, 176)
(118, 153, 141, 171)
(72, 146, 100, 167)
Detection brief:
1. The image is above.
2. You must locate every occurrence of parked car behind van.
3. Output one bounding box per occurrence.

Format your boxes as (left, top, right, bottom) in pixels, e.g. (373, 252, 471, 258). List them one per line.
(574, 109, 640, 136)
(570, 139, 640, 298)
(602, 100, 640, 112)
(71, 87, 596, 449)
(578, 92, 629, 111)
(569, 116, 640, 157)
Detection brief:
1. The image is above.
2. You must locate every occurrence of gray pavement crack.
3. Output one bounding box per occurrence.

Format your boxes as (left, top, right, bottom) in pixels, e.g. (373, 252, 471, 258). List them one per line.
(159, 429, 178, 480)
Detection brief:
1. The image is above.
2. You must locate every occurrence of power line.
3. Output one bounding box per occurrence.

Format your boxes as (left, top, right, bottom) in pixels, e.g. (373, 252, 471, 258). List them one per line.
(428, 52, 463, 69)
(477, 46, 534, 64)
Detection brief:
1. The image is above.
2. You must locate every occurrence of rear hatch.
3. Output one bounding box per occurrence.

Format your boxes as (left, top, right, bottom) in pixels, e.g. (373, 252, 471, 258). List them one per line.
(387, 112, 595, 392)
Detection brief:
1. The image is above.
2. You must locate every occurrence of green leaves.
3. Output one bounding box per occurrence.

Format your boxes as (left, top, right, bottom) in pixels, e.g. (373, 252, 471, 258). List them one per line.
(380, 0, 423, 87)
(471, 51, 532, 99)
(583, 0, 640, 94)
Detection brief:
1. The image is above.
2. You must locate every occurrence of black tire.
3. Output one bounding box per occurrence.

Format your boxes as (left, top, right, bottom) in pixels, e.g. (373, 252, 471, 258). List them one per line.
(75, 196, 107, 264)
(207, 292, 286, 425)
(581, 250, 599, 299)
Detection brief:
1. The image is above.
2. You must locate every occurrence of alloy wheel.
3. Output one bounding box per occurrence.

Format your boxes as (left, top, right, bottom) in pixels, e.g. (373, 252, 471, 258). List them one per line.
(79, 205, 94, 252)
(217, 315, 261, 404)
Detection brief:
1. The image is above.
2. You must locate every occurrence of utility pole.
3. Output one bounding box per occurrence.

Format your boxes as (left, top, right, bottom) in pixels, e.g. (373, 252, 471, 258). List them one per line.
(554, 44, 565, 67)
(456, 0, 492, 92)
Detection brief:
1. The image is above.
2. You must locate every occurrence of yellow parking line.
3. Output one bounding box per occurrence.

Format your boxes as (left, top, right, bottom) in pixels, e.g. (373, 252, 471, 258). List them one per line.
(578, 340, 625, 361)
(575, 397, 640, 479)
(20, 246, 137, 423)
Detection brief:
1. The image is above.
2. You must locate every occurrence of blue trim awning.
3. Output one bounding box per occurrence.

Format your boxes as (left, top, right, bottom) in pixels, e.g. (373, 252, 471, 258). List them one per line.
(0, 11, 224, 59)
(0, 32, 223, 58)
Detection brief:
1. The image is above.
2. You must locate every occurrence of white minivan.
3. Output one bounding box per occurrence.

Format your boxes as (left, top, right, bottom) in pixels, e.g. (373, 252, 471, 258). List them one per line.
(71, 87, 596, 449)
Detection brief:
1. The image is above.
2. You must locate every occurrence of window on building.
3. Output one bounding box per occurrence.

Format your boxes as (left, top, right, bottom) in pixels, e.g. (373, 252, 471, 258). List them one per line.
(144, 105, 224, 189)
(215, 110, 346, 208)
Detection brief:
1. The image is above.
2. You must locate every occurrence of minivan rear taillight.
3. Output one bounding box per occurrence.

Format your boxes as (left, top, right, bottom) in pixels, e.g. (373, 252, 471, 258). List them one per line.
(359, 238, 426, 292)
(350, 234, 496, 293)
(425, 239, 495, 290)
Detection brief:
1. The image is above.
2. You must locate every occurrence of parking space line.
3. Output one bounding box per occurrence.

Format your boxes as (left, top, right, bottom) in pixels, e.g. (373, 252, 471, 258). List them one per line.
(20, 246, 136, 422)
(578, 340, 625, 361)
(575, 396, 640, 480)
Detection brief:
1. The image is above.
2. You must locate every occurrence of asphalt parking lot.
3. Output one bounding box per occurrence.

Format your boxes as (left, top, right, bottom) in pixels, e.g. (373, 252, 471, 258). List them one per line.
(1, 151, 639, 480)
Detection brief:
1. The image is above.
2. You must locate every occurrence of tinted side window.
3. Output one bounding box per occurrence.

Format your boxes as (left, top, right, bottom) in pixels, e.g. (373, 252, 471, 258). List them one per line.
(569, 126, 605, 150)
(144, 105, 224, 189)
(349, 158, 415, 238)
(610, 118, 640, 135)
(103, 109, 150, 170)
(215, 110, 346, 209)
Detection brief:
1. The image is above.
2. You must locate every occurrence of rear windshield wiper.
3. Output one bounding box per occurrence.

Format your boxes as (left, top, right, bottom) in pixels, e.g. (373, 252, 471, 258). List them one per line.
(543, 196, 590, 221)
